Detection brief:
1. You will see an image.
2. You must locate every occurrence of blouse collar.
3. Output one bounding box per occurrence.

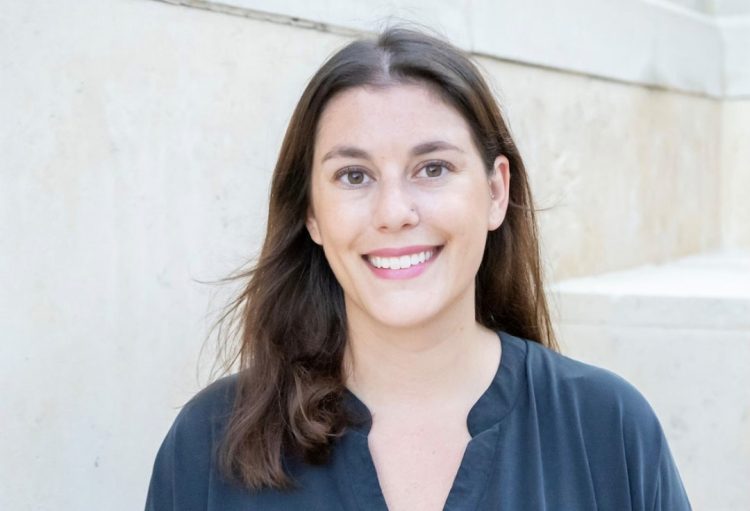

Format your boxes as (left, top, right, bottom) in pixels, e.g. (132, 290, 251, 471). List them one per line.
(343, 330, 528, 437)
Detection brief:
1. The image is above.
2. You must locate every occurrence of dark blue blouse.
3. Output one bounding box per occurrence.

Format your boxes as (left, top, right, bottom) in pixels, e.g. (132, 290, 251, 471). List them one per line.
(145, 331, 691, 510)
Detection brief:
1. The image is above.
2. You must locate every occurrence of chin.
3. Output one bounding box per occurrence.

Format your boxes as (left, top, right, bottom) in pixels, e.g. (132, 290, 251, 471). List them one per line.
(365, 301, 443, 330)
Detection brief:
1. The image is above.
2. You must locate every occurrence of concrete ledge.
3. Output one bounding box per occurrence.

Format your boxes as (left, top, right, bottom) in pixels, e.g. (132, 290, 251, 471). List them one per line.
(551, 251, 750, 329)
(721, 15, 750, 97)
(159, 0, 749, 98)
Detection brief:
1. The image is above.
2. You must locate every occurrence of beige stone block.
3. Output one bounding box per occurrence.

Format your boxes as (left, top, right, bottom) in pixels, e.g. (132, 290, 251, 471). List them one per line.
(720, 99, 750, 251)
(476, 57, 724, 280)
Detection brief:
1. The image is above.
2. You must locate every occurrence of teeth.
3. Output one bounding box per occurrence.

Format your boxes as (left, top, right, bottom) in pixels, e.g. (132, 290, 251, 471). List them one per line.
(367, 250, 435, 270)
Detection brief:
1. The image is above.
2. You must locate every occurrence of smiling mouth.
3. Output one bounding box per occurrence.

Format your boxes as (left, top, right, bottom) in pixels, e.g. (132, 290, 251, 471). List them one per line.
(363, 246, 443, 270)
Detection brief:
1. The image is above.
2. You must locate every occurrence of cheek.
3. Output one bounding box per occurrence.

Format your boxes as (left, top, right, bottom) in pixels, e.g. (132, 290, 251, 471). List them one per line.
(420, 185, 490, 236)
(314, 193, 369, 251)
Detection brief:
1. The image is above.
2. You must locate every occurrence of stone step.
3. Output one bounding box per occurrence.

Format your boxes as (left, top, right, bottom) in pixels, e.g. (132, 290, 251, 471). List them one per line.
(552, 250, 750, 329)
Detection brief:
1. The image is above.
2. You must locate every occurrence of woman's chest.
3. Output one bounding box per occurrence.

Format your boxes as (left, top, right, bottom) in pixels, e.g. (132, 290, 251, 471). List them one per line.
(367, 420, 472, 511)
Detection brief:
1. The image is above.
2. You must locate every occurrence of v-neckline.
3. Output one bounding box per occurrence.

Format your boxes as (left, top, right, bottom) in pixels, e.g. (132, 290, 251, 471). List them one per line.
(339, 331, 528, 510)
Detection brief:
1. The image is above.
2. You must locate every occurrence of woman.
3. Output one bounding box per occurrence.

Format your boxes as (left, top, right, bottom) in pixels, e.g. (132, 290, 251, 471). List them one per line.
(146, 28, 691, 510)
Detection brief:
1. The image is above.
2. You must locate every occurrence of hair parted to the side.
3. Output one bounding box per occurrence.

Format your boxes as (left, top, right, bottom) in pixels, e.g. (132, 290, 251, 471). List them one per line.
(214, 26, 557, 490)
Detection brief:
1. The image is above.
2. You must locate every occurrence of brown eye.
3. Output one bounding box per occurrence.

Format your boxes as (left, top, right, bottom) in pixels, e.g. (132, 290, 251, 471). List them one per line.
(425, 164, 443, 177)
(336, 168, 371, 187)
(418, 162, 449, 178)
(346, 170, 365, 184)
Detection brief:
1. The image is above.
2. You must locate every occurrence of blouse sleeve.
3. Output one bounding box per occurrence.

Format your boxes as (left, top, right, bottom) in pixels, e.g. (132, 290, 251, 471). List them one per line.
(144, 401, 213, 511)
(611, 371, 692, 511)
(144, 377, 237, 511)
(560, 356, 693, 511)
(652, 436, 692, 511)
(145, 422, 178, 511)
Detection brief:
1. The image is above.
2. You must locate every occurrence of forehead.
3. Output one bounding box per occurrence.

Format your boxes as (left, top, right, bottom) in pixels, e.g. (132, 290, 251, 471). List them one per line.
(314, 84, 474, 155)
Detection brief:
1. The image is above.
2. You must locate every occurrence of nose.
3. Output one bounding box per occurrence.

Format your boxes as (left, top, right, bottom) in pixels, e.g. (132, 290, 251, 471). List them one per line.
(372, 178, 419, 232)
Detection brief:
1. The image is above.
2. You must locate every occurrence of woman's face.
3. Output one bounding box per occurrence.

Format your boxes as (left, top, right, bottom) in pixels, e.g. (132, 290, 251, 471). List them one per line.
(307, 83, 509, 329)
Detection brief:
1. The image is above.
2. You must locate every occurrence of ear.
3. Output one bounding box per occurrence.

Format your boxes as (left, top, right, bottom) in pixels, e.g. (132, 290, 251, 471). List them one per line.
(305, 208, 323, 245)
(487, 155, 510, 231)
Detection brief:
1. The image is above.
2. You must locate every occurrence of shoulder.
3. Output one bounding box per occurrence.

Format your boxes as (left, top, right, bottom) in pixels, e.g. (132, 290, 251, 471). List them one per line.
(501, 332, 665, 463)
(513, 333, 659, 431)
(172, 373, 239, 435)
(502, 333, 691, 509)
(146, 374, 240, 510)
(160, 373, 240, 464)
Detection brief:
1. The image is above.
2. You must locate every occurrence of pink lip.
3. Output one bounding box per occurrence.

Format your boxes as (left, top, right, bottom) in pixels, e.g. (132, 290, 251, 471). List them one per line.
(363, 245, 443, 280)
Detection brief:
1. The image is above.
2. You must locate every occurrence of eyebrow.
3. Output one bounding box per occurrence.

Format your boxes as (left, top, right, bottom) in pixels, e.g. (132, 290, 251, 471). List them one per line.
(320, 140, 464, 163)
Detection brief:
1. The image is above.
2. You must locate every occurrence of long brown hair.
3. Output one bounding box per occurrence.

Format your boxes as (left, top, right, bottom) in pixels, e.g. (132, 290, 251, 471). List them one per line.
(215, 27, 556, 490)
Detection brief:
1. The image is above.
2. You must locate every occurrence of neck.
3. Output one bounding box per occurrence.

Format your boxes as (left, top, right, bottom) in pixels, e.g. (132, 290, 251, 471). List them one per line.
(343, 292, 499, 413)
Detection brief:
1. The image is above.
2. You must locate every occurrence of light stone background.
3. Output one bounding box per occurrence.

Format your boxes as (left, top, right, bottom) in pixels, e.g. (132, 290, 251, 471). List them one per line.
(1, 0, 748, 510)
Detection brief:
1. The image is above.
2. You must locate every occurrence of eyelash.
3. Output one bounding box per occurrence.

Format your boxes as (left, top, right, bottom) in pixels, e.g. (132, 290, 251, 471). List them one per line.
(334, 160, 454, 186)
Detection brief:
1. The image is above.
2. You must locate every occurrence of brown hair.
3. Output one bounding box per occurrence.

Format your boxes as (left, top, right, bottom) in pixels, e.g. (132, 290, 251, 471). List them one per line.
(214, 27, 556, 490)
